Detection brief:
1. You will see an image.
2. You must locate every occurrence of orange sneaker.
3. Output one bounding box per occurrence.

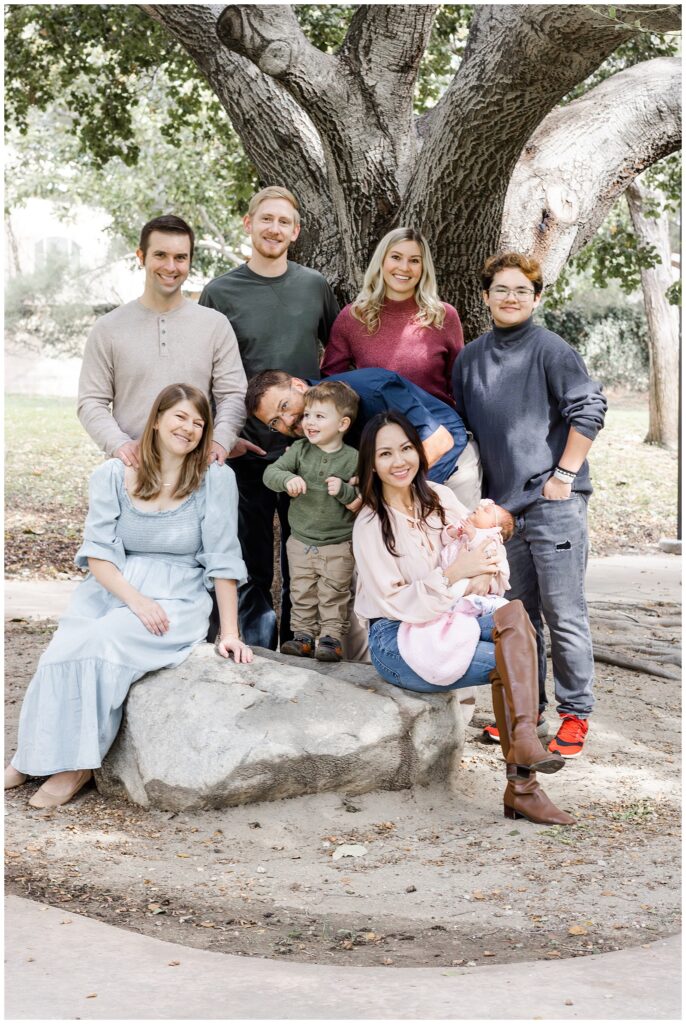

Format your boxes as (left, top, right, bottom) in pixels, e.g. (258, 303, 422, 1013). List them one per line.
(483, 714, 546, 744)
(548, 714, 589, 758)
(316, 635, 343, 662)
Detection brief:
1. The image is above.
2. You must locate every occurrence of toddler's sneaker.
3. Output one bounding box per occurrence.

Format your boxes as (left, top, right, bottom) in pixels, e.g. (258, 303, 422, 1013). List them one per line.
(316, 635, 343, 662)
(281, 633, 314, 658)
(548, 714, 589, 758)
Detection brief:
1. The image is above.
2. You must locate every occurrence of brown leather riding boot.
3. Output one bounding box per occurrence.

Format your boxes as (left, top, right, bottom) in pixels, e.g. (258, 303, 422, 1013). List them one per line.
(493, 696, 575, 824)
(491, 601, 564, 775)
(504, 772, 575, 825)
(491, 661, 574, 823)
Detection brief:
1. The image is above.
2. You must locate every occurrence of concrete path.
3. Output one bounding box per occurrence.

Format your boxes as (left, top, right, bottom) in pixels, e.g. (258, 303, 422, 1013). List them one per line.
(4, 896, 681, 1020)
(583, 553, 681, 604)
(5, 554, 681, 621)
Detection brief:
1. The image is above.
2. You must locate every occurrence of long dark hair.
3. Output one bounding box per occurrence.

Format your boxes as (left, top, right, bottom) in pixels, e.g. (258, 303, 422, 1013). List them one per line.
(134, 383, 212, 500)
(358, 411, 446, 555)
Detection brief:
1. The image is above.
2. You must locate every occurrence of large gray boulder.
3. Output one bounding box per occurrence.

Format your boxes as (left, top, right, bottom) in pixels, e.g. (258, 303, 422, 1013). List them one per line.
(96, 646, 474, 811)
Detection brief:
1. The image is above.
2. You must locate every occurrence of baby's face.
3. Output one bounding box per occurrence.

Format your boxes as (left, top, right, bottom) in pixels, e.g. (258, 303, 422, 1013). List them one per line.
(468, 505, 499, 530)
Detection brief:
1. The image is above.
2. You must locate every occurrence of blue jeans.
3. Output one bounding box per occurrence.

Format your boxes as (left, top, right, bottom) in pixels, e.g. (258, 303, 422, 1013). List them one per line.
(505, 494, 594, 718)
(369, 614, 496, 693)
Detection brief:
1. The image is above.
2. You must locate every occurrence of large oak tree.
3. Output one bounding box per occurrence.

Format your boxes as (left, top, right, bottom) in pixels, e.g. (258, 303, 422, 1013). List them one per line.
(134, 3, 682, 339)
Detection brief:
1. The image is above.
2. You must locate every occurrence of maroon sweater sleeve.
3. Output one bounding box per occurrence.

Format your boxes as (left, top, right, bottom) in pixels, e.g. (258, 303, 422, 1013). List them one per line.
(321, 306, 355, 375)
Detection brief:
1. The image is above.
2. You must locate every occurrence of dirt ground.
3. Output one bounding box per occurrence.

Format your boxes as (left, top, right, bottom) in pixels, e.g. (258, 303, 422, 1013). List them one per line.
(4, 599, 681, 970)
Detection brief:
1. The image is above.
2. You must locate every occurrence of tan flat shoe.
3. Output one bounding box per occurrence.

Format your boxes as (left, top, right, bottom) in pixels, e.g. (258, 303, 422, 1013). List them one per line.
(4, 765, 27, 790)
(28, 769, 93, 809)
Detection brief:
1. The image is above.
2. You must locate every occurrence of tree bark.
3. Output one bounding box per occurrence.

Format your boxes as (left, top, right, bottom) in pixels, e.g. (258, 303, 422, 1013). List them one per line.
(215, 3, 437, 297)
(399, 5, 682, 338)
(626, 179, 680, 449)
(139, 4, 682, 325)
(501, 58, 682, 286)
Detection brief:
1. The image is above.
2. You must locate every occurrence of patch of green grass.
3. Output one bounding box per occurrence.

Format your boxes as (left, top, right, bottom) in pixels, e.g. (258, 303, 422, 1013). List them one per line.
(587, 396, 678, 554)
(5, 394, 101, 509)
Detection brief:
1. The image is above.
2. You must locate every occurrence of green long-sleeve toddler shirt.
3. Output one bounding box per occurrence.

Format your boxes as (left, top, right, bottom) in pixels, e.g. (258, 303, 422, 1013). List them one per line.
(263, 439, 358, 546)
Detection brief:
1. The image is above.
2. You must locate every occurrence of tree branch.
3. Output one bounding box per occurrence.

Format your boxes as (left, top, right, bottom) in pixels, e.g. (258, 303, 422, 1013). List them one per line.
(400, 3, 682, 339)
(340, 5, 437, 136)
(216, 4, 340, 102)
(501, 58, 682, 281)
(140, 4, 343, 279)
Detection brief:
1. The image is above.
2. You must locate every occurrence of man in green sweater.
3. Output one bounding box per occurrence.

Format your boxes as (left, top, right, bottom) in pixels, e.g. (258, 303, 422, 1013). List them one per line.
(263, 381, 358, 662)
(199, 187, 339, 650)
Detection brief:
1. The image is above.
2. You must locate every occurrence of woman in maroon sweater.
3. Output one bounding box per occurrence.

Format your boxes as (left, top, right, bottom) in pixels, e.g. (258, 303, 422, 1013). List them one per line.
(321, 228, 463, 406)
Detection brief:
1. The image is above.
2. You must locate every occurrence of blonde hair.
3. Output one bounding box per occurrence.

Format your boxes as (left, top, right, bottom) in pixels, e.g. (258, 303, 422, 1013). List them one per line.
(133, 384, 212, 501)
(350, 227, 446, 334)
(304, 380, 359, 425)
(248, 186, 300, 226)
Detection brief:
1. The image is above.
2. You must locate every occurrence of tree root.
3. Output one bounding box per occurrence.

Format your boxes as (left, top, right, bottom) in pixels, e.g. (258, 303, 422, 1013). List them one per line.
(592, 647, 681, 680)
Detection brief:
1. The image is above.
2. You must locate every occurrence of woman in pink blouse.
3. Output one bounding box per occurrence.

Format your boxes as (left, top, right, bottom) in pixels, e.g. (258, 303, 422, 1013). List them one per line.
(352, 411, 574, 826)
(321, 228, 463, 407)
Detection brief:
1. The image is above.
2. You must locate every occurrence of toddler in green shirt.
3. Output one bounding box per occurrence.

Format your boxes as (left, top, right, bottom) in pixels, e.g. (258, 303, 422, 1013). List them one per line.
(263, 380, 359, 662)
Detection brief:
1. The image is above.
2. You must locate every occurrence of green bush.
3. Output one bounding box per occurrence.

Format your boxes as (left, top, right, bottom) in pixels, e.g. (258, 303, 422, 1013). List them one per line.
(539, 306, 648, 389)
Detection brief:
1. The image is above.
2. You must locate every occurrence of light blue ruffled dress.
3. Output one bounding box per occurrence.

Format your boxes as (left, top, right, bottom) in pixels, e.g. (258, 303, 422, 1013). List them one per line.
(11, 459, 247, 777)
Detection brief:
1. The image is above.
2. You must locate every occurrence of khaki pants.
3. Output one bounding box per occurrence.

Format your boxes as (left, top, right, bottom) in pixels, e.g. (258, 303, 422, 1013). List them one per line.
(443, 437, 483, 512)
(342, 576, 371, 663)
(286, 536, 354, 639)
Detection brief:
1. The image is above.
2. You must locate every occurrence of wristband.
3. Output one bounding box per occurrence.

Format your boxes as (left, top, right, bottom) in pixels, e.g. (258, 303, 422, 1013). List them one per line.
(553, 466, 576, 483)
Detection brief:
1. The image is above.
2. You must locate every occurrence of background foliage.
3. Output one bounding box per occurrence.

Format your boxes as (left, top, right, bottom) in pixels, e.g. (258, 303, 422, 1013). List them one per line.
(540, 306, 649, 390)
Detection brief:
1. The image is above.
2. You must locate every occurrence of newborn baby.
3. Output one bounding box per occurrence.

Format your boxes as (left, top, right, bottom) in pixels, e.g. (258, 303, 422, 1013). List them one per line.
(442, 498, 514, 603)
(397, 499, 515, 687)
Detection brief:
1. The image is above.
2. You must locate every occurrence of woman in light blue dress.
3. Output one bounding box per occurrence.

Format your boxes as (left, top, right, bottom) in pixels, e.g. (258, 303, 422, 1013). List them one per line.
(5, 383, 252, 808)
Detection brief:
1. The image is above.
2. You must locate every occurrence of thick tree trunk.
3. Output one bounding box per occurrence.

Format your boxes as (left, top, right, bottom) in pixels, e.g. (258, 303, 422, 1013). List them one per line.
(626, 181, 680, 449)
(398, 6, 682, 338)
(140, 4, 682, 327)
(501, 59, 682, 288)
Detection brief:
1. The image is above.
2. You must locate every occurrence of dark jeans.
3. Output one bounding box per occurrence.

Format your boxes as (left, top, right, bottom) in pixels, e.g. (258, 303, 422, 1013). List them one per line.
(369, 615, 496, 693)
(209, 456, 292, 650)
(505, 494, 594, 718)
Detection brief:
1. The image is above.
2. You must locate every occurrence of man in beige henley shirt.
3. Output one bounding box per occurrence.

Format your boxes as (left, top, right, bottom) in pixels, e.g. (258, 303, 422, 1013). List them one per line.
(78, 214, 247, 465)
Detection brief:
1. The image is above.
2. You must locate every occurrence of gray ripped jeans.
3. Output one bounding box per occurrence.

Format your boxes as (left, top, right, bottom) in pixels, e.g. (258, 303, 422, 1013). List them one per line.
(505, 493, 594, 718)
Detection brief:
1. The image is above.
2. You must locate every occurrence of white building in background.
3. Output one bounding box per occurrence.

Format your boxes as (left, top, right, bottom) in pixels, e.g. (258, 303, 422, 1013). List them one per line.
(5, 198, 143, 306)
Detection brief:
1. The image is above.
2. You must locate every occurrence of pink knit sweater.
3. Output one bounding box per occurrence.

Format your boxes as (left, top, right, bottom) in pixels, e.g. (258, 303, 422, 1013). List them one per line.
(321, 297, 463, 407)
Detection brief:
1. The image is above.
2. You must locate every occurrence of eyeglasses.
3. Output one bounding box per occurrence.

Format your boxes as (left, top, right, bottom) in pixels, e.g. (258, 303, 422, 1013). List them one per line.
(489, 286, 535, 299)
